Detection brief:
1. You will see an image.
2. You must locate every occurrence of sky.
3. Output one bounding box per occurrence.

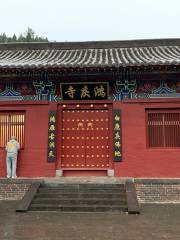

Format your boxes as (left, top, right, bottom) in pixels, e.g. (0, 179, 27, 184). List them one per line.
(0, 0, 180, 42)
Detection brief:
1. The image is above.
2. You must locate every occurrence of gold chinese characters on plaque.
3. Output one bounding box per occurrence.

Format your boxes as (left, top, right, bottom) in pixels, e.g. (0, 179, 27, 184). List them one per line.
(61, 83, 108, 100)
(47, 111, 56, 162)
(114, 110, 122, 162)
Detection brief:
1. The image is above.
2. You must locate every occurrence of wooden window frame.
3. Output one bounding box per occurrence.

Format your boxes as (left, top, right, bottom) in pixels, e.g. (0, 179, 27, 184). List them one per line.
(0, 111, 25, 149)
(146, 109, 180, 149)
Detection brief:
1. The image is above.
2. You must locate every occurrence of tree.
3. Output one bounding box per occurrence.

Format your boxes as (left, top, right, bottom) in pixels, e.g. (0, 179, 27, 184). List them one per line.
(24, 28, 35, 42)
(12, 34, 17, 42)
(1, 33, 7, 43)
(0, 28, 49, 43)
(18, 34, 24, 42)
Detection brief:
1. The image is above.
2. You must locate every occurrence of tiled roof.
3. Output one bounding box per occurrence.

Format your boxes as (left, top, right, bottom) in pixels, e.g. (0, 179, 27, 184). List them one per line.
(0, 39, 180, 69)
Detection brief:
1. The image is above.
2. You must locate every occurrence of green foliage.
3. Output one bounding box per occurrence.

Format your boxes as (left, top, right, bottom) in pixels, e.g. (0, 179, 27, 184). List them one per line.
(0, 28, 49, 43)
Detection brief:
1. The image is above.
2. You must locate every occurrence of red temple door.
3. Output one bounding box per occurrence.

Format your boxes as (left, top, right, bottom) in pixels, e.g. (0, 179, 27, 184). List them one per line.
(60, 108, 110, 169)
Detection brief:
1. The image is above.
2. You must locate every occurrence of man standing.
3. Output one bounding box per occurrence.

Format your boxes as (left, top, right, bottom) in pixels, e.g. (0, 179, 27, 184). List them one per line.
(6, 136, 20, 178)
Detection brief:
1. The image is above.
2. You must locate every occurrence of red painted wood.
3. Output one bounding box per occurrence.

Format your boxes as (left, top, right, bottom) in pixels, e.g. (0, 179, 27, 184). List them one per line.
(59, 106, 111, 169)
(147, 110, 180, 148)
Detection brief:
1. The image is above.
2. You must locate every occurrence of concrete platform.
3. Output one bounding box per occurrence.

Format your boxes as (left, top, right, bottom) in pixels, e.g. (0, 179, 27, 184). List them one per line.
(0, 176, 133, 184)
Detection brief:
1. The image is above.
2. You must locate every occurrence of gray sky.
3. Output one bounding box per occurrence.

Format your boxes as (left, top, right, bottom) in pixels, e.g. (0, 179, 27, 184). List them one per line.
(0, 0, 180, 42)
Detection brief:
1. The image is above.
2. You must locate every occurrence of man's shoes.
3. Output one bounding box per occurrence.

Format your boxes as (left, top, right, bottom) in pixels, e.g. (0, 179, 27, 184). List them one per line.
(7, 175, 10, 178)
(12, 176, 17, 179)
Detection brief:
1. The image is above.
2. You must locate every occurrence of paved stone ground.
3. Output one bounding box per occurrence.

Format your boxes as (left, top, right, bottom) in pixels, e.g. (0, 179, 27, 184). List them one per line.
(0, 201, 180, 240)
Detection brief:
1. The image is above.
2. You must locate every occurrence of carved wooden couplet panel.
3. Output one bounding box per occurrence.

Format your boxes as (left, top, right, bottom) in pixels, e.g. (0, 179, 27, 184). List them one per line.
(47, 111, 56, 162)
(113, 109, 122, 162)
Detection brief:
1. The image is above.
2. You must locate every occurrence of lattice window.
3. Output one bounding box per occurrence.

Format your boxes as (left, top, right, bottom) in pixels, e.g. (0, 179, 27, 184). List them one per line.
(0, 112, 25, 148)
(147, 110, 180, 148)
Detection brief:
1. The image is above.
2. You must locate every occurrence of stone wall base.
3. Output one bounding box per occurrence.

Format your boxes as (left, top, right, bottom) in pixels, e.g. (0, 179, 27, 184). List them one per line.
(0, 183, 30, 200)
(135, 179, 180, 203)
(1, 178, 180, 203)
(0, 179, 43, 201)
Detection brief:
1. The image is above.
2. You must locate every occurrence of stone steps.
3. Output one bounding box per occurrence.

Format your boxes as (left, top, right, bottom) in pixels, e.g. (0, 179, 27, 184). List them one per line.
(38, 188, 125, 194)
(32, 198, 126, 205)
(35, 193, 125, 198)
(29, 183, 128, 212)
(30, 204, 128, 212)
(40, 183, 125, 188)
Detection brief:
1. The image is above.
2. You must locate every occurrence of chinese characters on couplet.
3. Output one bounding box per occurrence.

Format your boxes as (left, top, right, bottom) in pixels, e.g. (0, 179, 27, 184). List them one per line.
(61, 83, 108, 100)
(47, 111, 56, 162)
(114, 110, 122, 162)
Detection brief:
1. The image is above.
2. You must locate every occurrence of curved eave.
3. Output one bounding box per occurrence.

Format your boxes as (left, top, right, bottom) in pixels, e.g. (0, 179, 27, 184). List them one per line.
(0, 62, 180, 72)
(0, 45, 180, 72)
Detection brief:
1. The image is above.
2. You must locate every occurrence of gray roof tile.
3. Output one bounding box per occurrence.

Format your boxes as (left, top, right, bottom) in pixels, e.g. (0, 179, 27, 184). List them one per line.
(0, 39, 180, 69)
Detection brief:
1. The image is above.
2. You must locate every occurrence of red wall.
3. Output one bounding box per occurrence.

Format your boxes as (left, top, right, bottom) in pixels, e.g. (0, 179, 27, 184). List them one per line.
(0, 101, 56, 177)
(114, 98, 180, 178)
(1, 99, 180, 178)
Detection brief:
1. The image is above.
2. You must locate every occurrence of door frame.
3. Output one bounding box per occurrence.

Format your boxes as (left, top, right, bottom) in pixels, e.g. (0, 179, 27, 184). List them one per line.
(56, 100, 114, 171)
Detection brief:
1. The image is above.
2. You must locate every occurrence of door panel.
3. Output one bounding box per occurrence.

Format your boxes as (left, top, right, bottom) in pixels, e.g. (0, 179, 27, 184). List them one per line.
(61, 108, 110, 168)
(85, 110, 110, 168)
(61, 110, 86, 167)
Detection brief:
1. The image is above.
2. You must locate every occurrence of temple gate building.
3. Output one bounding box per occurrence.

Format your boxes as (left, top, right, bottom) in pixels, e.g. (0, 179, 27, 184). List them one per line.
(0, 39, 180, 177)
